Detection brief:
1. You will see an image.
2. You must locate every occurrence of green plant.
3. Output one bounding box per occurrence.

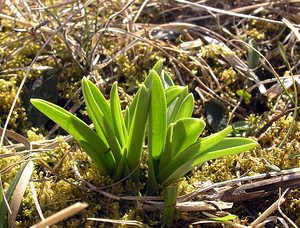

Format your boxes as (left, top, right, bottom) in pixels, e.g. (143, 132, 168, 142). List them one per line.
(31, 78, 149, 181)
(31, 60, 257, 193)
(145, 60, 257, 194)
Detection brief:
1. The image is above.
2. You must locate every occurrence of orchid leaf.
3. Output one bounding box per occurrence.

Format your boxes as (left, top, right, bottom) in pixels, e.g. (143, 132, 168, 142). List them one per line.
(160, 137, 257, 186)
(126, 85, 149, 181)
(31, 98, 114, 174)
(158, 126, 232, 184)
(147, 70, 167, 194)
(174, 93, 194, 120)
(110, 82, 127, 148)
(165, 86, 185, 106)
(82, 78, 122, 163)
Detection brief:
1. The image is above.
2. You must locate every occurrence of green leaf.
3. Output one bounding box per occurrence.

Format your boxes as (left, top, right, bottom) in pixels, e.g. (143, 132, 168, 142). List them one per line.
(236, 89, 251, 104)
(147, 70, 167, 194)
(195, 126, 233, 152)
(278, 42, 289, 65)
(149, 59, 174, 89)
(115, 148, 129, 179)
(248, 40, 259, 69)
(110, 82, 127, 148)
(165, 86, 185, 106)
(81, 78, 109, 146)
(160, 70, 174, 89)
(124, 106, 130, 131)
(125, 85, 143, 131)
(82, 79, 122, 163)
(148, 70, 167, 161)
(159, 118, 205, 172)
(160, 137, 257, 186)
(158, 126, 232, 184)
(167, 87, 188, 124)
(152, 59, 164, 75)
(171, 118, 205, 157)
(174, 93, 194, 120)
(83, 78, 112, 126)
(211, 214, 237, 221)
(31, 99, 114, 175)
(126, 85, 149, 181)
(157, 123, 174, 181)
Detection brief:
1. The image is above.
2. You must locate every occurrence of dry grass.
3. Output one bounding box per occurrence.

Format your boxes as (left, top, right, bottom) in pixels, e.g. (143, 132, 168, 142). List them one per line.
(0, 0, 299, 227)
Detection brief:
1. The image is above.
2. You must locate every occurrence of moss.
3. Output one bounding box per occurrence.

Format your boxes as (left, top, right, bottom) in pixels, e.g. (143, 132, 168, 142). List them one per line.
(246, 28, 265, 41)
(0, 147, 21, 184)
(220, 67, 236, 84)
(26, 127, 44, 141)
(0, 77, 28, 130)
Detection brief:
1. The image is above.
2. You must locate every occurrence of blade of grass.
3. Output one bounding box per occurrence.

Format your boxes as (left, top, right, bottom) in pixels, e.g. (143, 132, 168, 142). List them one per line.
(0, 161, 32, 228)
(8, 161, 34, 226)
(248, 40, 259, 70)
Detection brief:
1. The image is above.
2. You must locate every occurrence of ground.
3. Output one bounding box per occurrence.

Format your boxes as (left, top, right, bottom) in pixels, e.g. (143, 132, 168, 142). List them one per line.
(0, 1, 299, 227)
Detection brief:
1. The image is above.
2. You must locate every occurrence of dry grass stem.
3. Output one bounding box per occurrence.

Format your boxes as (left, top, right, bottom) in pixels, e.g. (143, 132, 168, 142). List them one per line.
(249, 189, 288, 227)
(30, 202, 88, 228)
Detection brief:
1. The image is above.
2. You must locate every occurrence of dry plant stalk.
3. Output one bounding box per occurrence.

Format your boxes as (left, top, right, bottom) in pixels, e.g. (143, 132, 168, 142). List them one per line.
(30, 202, 88, 228)
(249, 189, 288, 227)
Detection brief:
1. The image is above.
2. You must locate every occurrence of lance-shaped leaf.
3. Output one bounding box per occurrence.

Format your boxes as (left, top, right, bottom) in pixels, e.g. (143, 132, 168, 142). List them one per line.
(158, 118, 205, 172)
(152, 59, 164, 76)
(124, 85, 143, 131)
(147, 70, 167, 194)
(148, 70, 167, 162)
(115, 148, 129, 180)
(31, 99, 114, 174)
(110, 82, 127, 148)
(160, 70, 175, 89)
(158, 126, 232, 184)
(174, 93, 194, 121)
(126, 85, 149, 181)
(83, 78, 112, 127)
(82, 79, 122, 163)
(167, 87, 188, 124)
(165, 86, 185, 106)
(160, 137, 257, 186)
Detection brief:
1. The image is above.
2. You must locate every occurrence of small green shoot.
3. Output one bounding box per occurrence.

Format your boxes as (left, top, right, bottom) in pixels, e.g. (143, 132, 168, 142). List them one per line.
(31, 60, 258, 194)
(146, 62, 258, 194)
(31, 79, 149, 180)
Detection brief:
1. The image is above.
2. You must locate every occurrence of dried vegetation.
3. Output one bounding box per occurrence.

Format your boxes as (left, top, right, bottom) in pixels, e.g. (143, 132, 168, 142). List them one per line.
(0, 0, 299, 227)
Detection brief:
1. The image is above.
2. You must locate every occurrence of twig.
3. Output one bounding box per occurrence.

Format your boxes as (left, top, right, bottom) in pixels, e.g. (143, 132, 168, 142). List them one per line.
(30, 202, 88, 228)
(249, 189, 288, 228)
